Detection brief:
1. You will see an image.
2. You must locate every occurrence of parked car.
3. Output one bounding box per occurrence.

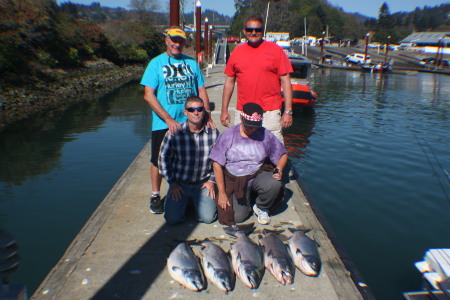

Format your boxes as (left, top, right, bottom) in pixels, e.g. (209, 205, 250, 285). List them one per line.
(388, 44, 404, 51)
(346, 53, 371, 64)
(419, 57, 449, 67)
(226, 37, 240, 43)
(368, 42, 381, 49)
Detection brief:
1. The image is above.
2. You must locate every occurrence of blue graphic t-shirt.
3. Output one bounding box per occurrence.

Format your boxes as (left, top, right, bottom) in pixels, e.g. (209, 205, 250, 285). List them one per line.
(140, 53, 205, 131)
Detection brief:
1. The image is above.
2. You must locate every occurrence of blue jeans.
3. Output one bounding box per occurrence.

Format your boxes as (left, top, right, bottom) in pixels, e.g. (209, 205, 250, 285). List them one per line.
(164, 180, 217, 225)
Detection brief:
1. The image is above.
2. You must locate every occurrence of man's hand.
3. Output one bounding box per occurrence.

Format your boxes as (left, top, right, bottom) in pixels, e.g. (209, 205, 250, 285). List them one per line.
(272, 168, 283, 181)
(217, 191, 231, 210)
(220, 111, 231, 127)
(204, 112, 217, 129)
(201, 181, 216, 200)
(168, 183, 183, 201)
(280, 113, 293, 129)
(166, 118, 182, 136)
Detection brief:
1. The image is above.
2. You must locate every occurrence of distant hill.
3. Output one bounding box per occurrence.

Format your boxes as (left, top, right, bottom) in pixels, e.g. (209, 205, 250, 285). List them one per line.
(60, 2, 231, 25)
(184, 9, 232, 25)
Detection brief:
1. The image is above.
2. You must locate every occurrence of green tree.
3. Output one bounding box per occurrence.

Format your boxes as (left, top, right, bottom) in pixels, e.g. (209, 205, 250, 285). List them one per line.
(374, 2, 395, 42)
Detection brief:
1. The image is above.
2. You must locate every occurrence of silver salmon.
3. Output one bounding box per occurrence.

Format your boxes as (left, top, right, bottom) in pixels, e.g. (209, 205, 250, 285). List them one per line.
(224, 224, 264, 289)
(259, 231, 295, 285)
(167, 242, 205, 291)
(288, 228, 321, 277)
(200, 240, 235, 293)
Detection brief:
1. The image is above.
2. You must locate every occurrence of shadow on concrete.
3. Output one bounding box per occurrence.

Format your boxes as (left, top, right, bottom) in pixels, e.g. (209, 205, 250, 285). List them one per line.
(271, 187, 292, 216)
(91, 222, 198, 300)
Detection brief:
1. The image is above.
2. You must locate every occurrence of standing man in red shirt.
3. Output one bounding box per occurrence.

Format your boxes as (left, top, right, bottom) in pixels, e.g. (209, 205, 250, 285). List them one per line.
(221, 15, 294, 142)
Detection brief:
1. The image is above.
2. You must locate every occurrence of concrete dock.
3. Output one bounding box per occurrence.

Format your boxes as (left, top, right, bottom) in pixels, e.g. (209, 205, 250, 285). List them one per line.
(32, 65, 368, 300)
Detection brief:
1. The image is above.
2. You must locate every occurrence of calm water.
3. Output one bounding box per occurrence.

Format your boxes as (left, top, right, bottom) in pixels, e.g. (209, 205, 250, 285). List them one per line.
(1, 70, 449, 299)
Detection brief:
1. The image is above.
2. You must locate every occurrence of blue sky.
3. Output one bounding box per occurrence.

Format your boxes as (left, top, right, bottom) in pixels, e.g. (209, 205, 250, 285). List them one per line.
(56, 0, 447, 18)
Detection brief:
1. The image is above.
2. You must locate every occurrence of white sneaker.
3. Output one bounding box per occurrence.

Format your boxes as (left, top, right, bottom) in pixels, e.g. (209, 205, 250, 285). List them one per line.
(253, 204, 270, 225)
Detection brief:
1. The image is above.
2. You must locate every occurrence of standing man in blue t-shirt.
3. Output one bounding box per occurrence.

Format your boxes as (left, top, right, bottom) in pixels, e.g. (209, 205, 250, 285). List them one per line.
(141, 26, 215, 214)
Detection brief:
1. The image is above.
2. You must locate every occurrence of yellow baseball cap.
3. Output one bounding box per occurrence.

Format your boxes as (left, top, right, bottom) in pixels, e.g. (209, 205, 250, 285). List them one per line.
(165, 28, 186, 39)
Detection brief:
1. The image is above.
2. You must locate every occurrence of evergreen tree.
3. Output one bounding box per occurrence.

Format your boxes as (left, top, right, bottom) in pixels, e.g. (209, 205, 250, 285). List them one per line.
(374, 2, 395, 43)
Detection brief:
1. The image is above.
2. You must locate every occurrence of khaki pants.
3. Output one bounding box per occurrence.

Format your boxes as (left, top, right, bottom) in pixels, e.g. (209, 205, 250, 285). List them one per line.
(234, 109, 284, 143)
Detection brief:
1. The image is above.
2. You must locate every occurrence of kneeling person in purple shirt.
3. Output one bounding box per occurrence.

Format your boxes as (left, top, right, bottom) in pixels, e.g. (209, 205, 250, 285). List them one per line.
(158, 96, 220, 225)
(210, 102, 288, 225)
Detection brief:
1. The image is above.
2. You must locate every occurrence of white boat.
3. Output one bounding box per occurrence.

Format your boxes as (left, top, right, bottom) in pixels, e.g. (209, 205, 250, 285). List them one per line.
(403, 249, 450, 299)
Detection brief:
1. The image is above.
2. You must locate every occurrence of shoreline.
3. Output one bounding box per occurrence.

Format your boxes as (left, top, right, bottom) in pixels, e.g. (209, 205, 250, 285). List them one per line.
(0, 60, 145, 132)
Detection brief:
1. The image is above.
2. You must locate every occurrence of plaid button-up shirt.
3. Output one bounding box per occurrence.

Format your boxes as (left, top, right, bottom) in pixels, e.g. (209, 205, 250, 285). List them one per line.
(158, 122, 219, 185)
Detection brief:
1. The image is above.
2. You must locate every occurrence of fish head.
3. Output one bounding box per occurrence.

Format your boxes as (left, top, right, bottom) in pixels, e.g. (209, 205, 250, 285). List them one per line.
(267, 257, 294, 285)
(239, 261, 263, 289)
(272, 258, 294, 285)
(182, 269, 205, 291)
(213, 269, 235, 292)
(300, 254, 321, 277)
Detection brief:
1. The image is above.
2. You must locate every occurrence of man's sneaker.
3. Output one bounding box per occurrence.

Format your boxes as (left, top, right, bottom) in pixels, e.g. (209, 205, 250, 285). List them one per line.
(150, 195, 164, 214)
(253, 204, 270, 225)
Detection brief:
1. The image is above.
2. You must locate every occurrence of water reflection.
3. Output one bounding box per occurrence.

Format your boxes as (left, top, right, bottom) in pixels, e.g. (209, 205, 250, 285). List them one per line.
(284, 110, 316, 159)
(0, 81, 149, 188)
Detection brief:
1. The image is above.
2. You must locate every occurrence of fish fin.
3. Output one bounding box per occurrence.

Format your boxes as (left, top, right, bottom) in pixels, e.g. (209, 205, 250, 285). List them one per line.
(224, 223, 255, 237)
(236, 252, 242, 263)
(263, 228, 284, 235)
(267, 249, 274, 258)
(312, 233, 321, 248)
(288, 227, 311, 234)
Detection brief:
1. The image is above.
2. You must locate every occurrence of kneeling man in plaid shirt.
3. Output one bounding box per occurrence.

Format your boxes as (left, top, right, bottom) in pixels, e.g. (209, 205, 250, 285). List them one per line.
(158, 96, 220, 225)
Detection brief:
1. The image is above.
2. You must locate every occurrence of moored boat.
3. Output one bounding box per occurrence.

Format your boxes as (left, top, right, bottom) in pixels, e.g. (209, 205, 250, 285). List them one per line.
(282, 52, 318, 108)
(361, 63, 392, 73)
(403, 248, 450, 299)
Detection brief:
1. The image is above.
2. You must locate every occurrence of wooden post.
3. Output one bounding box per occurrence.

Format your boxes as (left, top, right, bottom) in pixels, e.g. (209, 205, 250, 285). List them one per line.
(169, 0, 179, 27)
(435, 38, 442, 69)
(384, 36, 390, 64)
(320, 31, 325, 64)
(364, 33, 369, 65)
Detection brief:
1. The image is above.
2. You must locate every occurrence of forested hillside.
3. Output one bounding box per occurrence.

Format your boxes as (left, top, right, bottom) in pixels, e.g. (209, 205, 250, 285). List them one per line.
(230, 0, 449, 43)
(1, 0, 448, 86)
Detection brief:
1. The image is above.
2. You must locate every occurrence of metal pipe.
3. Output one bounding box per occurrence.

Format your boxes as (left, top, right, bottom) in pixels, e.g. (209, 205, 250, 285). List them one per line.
(209, 25, 213, 65)
(264, 1, 270, 37)
(195, 1, 201, 62)
(204, 18, 209, 65)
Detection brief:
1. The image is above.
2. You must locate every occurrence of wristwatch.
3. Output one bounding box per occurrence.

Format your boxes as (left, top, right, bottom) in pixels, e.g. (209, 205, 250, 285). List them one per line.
(284, 110, 293, 115)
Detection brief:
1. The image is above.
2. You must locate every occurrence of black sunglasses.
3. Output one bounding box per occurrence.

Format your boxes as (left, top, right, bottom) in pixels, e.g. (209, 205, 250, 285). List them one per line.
(245, 27, 263, 33)
(185, 107, 204, 113)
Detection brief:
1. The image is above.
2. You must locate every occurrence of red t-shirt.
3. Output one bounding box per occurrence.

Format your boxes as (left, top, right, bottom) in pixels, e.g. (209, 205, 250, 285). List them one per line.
(224, 41, 293, 111)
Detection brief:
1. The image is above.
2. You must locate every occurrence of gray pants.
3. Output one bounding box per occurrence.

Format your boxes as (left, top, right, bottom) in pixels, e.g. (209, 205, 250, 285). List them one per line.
(233, 171, 283, 223)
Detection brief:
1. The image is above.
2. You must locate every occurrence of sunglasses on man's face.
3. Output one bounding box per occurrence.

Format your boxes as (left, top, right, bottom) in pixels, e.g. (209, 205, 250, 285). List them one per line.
(185, 107, 204, 113)
(245, 27, 263, 33)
